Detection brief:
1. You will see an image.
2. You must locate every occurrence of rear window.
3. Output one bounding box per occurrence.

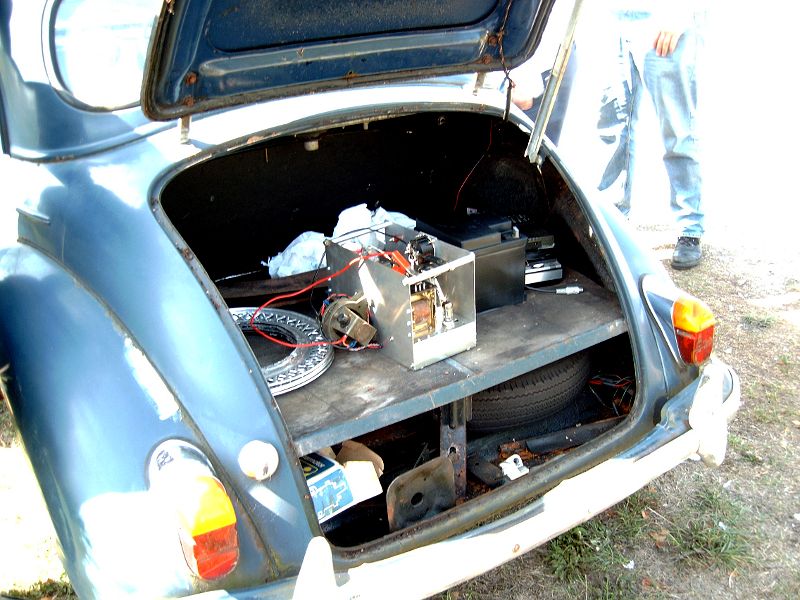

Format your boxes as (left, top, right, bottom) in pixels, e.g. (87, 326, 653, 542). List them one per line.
(52, 0, 161, 109)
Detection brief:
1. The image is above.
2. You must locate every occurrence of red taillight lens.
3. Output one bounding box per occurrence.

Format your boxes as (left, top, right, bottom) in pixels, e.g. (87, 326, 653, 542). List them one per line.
(175, 474, 239, 580)
(672, 295, 716, 364)
(149, 441, 240, 581)
(190, 524, 239, 580)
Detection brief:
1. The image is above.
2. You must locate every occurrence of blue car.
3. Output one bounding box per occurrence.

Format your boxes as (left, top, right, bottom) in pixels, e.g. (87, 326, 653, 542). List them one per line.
(0, 0, 740, 598)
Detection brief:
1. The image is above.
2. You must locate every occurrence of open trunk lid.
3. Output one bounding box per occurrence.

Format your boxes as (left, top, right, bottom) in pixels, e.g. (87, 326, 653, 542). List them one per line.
(141, 0, 556, 120)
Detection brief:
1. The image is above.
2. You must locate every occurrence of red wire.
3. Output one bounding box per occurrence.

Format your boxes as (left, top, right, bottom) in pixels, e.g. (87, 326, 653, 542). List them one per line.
(253, 331, 346, 349)
(453, 123, 493, 212)
(249, 251, 393, 348)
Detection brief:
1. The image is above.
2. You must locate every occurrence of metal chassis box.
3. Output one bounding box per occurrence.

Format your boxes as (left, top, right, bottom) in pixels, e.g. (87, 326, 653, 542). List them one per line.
(325, 224, 476, 370)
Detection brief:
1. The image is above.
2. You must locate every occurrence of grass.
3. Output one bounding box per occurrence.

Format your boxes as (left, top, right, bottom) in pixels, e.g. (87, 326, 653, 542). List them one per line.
(669, 487, 751, 568)
(777, 353, 796, 377)
(545, 527, 638, 599)
(741, 313, 776, 329)
(544, 488, 657, 584)
(728, 434, 764, 465)
(611, 486, 660, 538)
(747, 380, 794, 425)
(3, 578, 76, 600)
(546, 522, 605, 582)
(542, 484, 751, 596)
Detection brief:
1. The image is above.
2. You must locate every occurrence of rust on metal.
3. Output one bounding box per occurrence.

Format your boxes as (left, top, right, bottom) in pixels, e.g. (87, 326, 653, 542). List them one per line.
(440, 398, 469, 499)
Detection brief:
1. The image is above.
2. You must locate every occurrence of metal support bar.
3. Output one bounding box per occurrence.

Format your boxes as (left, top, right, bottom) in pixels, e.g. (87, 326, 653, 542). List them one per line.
(179, 115, 191, 144)
(440, 396, 471, 498)
(525, 0, 585, 164)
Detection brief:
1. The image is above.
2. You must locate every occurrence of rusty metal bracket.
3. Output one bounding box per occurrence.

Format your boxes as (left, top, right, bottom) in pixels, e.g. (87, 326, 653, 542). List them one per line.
(386, 456, 456, 531)
(440, 396, 471, 498)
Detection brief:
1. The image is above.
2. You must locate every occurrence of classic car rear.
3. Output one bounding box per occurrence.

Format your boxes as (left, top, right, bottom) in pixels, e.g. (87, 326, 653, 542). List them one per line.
(0, 1, 739, 598)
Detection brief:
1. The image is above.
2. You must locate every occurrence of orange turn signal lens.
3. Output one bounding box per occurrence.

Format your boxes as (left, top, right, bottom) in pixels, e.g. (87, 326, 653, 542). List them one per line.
(672, 295, 716, 364)
(149, 441, 239, 581)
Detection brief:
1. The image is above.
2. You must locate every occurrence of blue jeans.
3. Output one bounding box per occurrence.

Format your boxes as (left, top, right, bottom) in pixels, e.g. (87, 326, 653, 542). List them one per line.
(600, 21, 705, 238)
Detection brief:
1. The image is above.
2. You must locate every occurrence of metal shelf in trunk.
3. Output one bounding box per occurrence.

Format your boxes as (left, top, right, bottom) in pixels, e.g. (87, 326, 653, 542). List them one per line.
(276, 270, 627, 455)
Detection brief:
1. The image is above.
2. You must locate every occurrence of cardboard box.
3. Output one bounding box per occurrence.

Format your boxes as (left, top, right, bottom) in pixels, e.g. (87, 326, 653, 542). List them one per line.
(300, 453, 354, 523)
(300, 444, 384, 523)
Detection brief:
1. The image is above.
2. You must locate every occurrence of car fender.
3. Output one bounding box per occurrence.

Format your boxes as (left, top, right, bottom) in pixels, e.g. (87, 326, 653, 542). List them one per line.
(0, 244, 285, 598)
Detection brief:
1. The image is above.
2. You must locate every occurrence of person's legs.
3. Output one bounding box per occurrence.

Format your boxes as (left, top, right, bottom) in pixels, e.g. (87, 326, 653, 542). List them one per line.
(642, 30, 704, 240)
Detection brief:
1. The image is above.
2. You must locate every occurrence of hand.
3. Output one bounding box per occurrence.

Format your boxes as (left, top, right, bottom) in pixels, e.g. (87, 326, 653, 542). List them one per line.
(654, 30, 682, 57)
(512, 89, 534, 111)
(511, 81, 537, 111)
(509, 69, 545, 111)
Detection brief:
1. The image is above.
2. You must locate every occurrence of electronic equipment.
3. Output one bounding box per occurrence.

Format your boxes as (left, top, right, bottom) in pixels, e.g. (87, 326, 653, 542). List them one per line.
(415, 216, 526, 312)
(521, 227, 562, 285)
(325, 224, 476, 370)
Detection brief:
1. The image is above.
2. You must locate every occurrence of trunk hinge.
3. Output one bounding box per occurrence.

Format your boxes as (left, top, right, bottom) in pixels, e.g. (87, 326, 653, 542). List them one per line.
(525, 0, 585, 165)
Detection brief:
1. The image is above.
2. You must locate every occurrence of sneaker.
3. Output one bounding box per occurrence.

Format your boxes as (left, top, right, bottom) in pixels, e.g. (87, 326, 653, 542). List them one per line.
(671, 236, 702, 270)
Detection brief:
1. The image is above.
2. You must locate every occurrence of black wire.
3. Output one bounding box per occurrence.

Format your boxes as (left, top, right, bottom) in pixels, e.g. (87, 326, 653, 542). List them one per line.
(498, 0, 516, 121)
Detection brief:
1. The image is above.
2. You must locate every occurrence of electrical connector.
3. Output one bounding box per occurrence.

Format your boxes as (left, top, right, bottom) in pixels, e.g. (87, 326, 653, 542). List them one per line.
(555, 285, 584, 295)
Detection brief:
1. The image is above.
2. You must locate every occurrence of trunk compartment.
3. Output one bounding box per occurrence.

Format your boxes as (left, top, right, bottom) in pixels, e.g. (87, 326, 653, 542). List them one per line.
(160, 110, 635, 546)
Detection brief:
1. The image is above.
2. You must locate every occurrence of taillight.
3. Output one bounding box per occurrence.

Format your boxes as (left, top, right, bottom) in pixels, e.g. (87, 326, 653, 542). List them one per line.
(148, 440, 239, 580)
(672, 295, 716, 364)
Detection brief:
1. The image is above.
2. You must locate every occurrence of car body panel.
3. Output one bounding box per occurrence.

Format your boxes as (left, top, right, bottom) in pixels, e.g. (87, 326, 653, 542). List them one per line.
(0, 244, 279, 597)
(142, 0, 554, 120)
(0, 132, 322, 596)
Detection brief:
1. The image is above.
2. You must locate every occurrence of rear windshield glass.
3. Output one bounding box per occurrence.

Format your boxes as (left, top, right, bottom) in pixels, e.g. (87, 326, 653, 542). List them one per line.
(53, 0, 161, 109)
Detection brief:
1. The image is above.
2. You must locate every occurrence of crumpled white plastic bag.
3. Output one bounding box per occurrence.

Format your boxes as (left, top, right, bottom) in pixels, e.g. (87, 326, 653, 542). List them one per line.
(331, 203, 416, 251)
(268, 204, 416, 277)
(267, 231, 326, 278)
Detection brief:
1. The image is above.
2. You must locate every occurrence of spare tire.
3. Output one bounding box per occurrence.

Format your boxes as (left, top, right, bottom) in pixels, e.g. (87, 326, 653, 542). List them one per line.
(469, 352, 591, 433)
